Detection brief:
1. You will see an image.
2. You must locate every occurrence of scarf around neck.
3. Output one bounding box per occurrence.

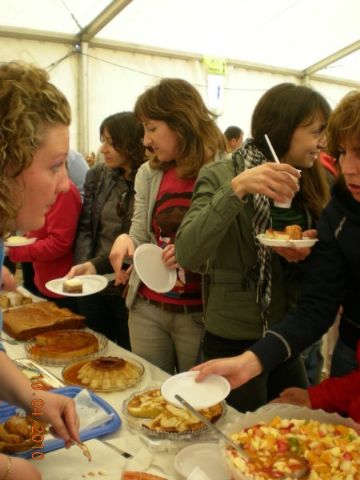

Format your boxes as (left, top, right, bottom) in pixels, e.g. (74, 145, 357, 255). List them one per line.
(234, 139, 273, 334)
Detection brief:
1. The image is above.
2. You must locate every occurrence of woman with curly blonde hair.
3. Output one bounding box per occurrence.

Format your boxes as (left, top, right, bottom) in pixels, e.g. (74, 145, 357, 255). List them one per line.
(110, 78, 226, 373)
(0, 62, 80, 480)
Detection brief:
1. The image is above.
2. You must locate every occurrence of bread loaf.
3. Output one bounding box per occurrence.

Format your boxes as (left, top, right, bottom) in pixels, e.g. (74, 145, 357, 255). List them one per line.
(3, 302, 86, 340)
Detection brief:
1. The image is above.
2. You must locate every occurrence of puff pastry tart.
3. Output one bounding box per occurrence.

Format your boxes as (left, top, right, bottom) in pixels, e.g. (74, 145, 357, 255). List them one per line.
(265, 224, 302, 241)
(126, 388, 223, 434)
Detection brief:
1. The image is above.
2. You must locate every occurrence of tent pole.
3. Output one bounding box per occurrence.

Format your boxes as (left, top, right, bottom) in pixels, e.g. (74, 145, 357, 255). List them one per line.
(77, 41, 89, 156)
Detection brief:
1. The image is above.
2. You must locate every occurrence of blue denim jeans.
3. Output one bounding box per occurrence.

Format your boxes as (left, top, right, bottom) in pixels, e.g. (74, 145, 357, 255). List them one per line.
(129, 296, 204, 374)
(330, 338, 357, 377)
(301, 340, 324, 386)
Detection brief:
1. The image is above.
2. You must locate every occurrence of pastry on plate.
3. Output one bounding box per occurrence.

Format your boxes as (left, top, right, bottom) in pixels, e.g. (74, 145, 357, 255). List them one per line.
(265, 224, 302, 240)
(4, 235, 28, 246)
(62, 278, 83, 294)
(126, 388, 223, 435)
(146, 401, 222, 433)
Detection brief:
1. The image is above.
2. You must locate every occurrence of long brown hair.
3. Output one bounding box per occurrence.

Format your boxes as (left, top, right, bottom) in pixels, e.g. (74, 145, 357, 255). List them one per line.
(0, 62, 71, 237)
(251, 83, 331, 220)
(134, 78, 225, 178)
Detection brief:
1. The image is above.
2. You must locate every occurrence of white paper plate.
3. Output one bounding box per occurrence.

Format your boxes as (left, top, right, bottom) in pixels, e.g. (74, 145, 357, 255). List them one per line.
(256, 233, 318, 248)
(4, 236, 36, 247)
(175, 442, 231, 479)
(161, 371, 230, 409)
(45, 275, 108, 297)
(133, 243, 177, 293)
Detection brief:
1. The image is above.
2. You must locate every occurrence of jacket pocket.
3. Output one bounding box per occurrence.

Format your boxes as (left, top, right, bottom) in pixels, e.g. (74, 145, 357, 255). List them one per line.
(205, 284, 262, 340)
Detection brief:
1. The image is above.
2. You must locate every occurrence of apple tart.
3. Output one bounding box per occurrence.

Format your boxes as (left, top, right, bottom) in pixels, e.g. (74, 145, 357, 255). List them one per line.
(124, 387, 224, 439)
(63, 356, 144, 392)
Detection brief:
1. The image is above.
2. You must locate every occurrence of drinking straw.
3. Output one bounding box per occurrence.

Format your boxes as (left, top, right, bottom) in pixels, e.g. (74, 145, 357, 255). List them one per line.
(264, 134, 280, 163)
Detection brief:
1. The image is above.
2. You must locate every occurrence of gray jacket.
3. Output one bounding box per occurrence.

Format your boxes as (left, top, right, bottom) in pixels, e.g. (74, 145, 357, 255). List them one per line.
(126, 162, 163, 308)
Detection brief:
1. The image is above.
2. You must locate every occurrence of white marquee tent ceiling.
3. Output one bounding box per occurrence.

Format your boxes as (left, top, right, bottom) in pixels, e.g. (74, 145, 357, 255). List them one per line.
(1, 0, 359, 153)
(1, 0, 360, 84)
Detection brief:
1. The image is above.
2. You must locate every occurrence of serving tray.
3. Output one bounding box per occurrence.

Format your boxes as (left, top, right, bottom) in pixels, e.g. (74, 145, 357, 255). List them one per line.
(0, 386, 121, 458)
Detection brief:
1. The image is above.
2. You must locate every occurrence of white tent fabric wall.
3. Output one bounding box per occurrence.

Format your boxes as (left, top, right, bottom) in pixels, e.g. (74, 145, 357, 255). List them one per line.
(0, 34, 357, 155)
(1, 0, 360, 154)
(0, 37, 80, 149)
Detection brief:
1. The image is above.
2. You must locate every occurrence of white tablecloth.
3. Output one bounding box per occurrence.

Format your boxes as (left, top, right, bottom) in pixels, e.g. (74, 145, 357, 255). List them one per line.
(3, 333, 239, 480)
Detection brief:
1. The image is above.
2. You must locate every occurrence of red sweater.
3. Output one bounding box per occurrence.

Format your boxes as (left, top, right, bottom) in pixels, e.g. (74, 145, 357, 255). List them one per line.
(309, 341, 360, 423)
(8, 181, 81, 298)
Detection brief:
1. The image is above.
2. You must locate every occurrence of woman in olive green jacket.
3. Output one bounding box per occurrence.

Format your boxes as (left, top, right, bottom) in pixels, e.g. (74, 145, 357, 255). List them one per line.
(176, 83, 331, 412)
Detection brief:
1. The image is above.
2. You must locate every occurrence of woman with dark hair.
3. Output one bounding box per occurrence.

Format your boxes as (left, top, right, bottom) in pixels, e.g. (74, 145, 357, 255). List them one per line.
(109, 78, 226, 374)
(175, 83, 331, 411)
(67, 112, 144, 348)
(190, 90, 360, 416)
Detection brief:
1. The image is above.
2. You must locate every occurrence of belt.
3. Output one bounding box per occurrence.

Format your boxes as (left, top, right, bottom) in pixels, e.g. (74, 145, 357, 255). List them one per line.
(138, 295, 203, 314)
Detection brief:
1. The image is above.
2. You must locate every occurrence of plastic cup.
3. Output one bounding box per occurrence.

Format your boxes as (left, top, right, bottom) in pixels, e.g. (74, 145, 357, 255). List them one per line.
(274, 198, 292, 208)
(274, 169, 301, 208)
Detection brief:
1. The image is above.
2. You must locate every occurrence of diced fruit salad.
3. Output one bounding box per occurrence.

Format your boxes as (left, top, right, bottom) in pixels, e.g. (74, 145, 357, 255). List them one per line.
(226, 416, 360, 480)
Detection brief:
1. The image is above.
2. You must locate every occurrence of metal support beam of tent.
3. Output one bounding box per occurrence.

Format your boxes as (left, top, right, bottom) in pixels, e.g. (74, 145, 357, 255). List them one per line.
(1, 16, 360, 153)
(303, 37, 360, 77)
(78, 0, 133, 42)
(75, 0, 134, 154)
(0, 24, 359, 88)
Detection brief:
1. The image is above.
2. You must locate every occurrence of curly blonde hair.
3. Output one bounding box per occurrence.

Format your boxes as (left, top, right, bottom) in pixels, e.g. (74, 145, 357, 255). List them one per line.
(134, 78, 225, 178)
(0, 62, 71, 237)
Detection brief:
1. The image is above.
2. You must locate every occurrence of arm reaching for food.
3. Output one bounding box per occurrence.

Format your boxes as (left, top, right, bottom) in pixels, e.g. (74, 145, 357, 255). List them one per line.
(191, 351, 263, 389)
(0, 352, 80, 448)
(272, 387, 311, 407)
(109, 234, 135, 285)
(0, 265, 17, 291)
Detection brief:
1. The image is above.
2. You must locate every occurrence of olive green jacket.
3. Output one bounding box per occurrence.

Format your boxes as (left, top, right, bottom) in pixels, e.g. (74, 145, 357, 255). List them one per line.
(175, 156, 306, 340)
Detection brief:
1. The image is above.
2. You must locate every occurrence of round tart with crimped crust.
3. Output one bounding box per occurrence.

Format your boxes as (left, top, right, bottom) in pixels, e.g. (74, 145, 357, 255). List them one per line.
(26, 329, 108, 366)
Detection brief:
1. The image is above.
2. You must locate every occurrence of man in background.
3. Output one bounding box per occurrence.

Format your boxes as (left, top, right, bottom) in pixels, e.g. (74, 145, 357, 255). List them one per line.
(224, 125, 244, 158)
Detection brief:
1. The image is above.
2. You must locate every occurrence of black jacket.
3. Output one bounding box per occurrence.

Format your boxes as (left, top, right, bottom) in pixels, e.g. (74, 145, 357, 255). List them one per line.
(74, 164, 133, 274)
(251, 181, 360, 370)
